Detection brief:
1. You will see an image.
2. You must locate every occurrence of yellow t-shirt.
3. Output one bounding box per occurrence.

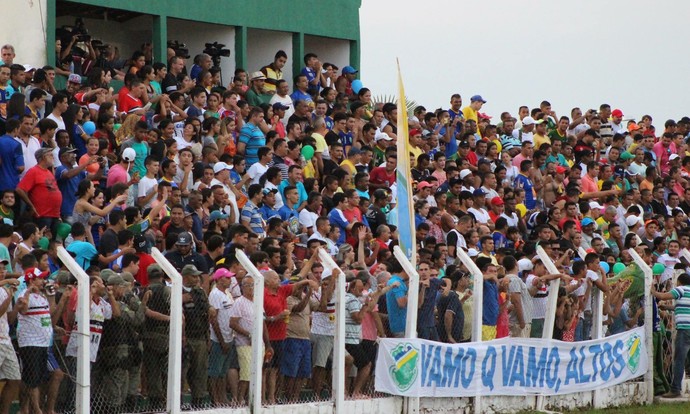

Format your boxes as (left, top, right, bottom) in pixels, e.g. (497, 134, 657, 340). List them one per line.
(303, 160, 316, 179)
(409, 145, 424, 162)
(533, 133, 551, 150)
(261, 66, 282, 93)
(312, 132, 327, 155)
(462, 106, 481, 137)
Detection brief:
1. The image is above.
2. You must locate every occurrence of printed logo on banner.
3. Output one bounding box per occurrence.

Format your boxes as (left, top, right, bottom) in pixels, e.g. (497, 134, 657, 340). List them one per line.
(389, 343, 419, 392)
(626, 332, 641, 374)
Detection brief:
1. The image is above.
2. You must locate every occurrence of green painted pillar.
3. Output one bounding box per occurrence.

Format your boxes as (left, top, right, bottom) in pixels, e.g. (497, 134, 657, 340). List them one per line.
(292, 32, 304, 76)
(46, 0, 56, 66)
(235, 26, 247, 70)
(349, 39, 360, 75)
(153, 15, 167, 65)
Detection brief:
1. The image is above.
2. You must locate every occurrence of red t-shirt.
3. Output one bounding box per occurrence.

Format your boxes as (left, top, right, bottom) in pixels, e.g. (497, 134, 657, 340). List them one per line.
(119, 93, 142, 114)
(17, 165, 62, 218)
(264, 284, 294, 341)
(369, 166, 396, 189)
(136, 252, 156, 287)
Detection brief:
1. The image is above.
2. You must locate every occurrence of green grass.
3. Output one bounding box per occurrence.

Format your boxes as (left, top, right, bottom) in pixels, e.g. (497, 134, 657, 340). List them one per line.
(573, 402, 690, 414)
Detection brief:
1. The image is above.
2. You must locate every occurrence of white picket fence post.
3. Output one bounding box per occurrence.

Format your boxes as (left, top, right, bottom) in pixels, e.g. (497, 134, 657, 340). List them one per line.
(393, 246, 420, 414)
(150, 247, 183, 414)
(235, 249, 265, 414)
(56, 246, 91, 414)
(456, 248, 484, 414)
(318, 249, 346, 414)
(628, 248, 654, 405)
(534, 245, 564, 411)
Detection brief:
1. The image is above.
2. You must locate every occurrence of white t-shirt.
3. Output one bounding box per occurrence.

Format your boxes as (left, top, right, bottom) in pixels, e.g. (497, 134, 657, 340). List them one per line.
(0, 288, 12, 345)
(299, 209, 319, 230)
(46, 113, 66, 139)
(209, 287, 234, 343)
(15, 136, 42, 179)
(247, 162, 269, 185)
(229, 296, 254, 346)
(311, 287, 335, 336)
(468, 207, 491, 224)
(66, 298, 113, 362)
(138, 176, 159, 209)
(18, 293, 52, 348)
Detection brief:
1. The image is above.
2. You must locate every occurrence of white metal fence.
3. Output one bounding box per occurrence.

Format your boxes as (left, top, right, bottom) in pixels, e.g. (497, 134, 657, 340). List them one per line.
(47, 245, 666, 413)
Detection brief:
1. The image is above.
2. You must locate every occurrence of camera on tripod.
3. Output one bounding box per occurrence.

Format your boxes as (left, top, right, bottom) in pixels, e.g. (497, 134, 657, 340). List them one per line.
(203, 42, 231, 68)
(168, 40, 190, 59)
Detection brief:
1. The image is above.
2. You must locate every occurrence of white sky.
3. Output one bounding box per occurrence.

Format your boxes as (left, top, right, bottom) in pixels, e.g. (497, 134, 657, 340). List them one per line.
(359, 0, 690, 124)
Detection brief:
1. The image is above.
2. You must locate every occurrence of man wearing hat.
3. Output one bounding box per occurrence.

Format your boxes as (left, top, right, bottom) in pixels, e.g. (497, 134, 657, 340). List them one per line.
(56, 146, 101, 220)
(513, 116, 539, 144)
(141, 263, 171, 410)
(16, 267, 53, 411)
(179, 264, 210, 408)
(208, 268, 240, 406)
(164, 231, 210, 291)
(16, 147, 62, 235)
(462, 95, 486, 136)
(98, 273, 144, 411)
(335, 65, 358, 97)
(246, 71, 271, 107)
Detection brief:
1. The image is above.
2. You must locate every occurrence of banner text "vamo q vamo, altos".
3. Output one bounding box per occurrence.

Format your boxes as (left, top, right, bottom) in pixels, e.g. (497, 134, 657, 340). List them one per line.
(375, 327, 647, 397)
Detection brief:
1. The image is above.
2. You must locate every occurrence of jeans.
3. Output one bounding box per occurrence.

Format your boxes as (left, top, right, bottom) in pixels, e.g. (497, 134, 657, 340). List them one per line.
(671, 330, 690, 393)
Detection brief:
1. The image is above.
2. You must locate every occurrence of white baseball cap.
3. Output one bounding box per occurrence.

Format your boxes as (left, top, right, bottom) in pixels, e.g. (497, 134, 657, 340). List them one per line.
(122, 148, 136, 163)
(213, 162, 232, 174)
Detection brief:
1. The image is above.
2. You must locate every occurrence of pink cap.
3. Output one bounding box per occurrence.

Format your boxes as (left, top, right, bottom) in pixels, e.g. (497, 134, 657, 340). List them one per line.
(212, 268, 235, 281)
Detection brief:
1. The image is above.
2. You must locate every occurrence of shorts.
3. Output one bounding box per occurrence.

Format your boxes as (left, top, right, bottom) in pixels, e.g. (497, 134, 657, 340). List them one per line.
(280, 338, 312, 379)
(264, 340, 284, 369)
(19, 346, 48, 388)
(47, 346, 60, 372)
(481, 325, 497, 341)
(0, 343, 20, 381)
(237, 346, 252, 382)
(208, 341, 239, 378)
(345, 343, 372, 370)
(361, 339, 378, 369)
(311, 334, 333, 368)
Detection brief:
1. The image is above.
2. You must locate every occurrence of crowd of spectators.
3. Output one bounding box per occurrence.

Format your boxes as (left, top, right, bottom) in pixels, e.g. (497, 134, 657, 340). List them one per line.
(0, 35, 689, 411)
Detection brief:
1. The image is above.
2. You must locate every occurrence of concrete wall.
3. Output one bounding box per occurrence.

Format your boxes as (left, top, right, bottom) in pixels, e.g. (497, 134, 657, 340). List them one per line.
(304, 35, 352, 73)
(246, 28, 293, 88)
(182, 383, 650, 414)
(5, 0, 48, 67)
(167, 18, 236, 86)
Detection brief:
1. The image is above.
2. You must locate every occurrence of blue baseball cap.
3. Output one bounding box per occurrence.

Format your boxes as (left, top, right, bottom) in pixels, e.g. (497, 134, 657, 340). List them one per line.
(470, 95, 486, 103)
(342, 66, 358, 75)
(581, 217, 595, 227)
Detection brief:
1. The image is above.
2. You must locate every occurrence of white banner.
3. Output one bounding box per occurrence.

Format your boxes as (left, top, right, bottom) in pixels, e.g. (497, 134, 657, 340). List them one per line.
(375, 327, 647, 397)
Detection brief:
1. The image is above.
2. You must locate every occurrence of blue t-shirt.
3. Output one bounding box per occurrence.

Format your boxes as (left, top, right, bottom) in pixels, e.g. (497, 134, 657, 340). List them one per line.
(259, 205, 280, 221)
(130, 140, 149, 178)
(0, 135, 24, 191)
(327, 208, 349, 245)
(277, 180, 307, 209)
(418, 278, 442, 329)
(514, 173, 536, 210)
(66, 240, 98, 270)
(386, 275, 408, 334)
(186, 105, 204, 121)
(290, 90, 313, 107)
(300, 67, 319, 96)
(482, 279, 499, 326)
(55, 165, 87, 218)
(278, 205, 300, 234)
(238, 123, 266, 167)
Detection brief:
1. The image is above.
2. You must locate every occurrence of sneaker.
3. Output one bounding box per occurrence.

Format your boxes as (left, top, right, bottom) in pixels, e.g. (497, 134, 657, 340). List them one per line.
(661, 391, 681, 398)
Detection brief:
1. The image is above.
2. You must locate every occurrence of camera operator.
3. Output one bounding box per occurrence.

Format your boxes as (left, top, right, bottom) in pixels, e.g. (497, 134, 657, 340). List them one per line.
(162, 55, 192, 95)
(190, 53, 212, 84)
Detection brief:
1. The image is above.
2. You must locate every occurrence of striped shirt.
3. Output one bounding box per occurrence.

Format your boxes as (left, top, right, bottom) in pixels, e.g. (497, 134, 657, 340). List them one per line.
(345, 293, 363, 345)
(66, 298, 112, 362)
(241, 200, 265, 237)
(671, 286, 690, 330)
(17, 293, 52, 348)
